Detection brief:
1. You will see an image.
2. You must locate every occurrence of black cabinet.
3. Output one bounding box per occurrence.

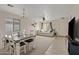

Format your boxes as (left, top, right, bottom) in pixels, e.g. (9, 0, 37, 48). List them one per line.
(68, 40, 79, 55)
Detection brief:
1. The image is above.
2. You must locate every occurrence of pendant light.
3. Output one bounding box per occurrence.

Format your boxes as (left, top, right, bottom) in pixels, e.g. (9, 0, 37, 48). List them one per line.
(43, 17, 45, 21)
(22, 8, 26, 36)
(22, 8, 25, 19)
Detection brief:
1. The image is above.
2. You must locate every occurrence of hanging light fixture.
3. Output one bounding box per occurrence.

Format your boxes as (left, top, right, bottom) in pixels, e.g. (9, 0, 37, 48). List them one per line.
(43, 17, 45, 21)
(22, 8, 25, 19)
(22, 8, 26, 36)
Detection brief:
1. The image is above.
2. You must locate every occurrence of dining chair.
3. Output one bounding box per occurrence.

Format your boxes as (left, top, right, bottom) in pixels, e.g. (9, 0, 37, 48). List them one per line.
(9, 40, 16, 55)
(24, 38, 34, 54)
(19, 41, 26, 54)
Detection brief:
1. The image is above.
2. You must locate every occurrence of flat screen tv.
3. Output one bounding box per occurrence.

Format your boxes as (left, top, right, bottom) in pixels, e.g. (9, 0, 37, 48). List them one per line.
(68, 17, 75, 40)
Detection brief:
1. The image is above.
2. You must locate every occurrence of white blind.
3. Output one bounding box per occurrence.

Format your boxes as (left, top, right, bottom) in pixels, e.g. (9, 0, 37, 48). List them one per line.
(5, 18, 20, 34)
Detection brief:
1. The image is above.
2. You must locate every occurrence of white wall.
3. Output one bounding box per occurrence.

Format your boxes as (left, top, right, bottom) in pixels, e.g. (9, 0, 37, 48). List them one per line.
(0, 16, 5, 49)
(51, 17, 71, 36)
(21, 18, 33, 34)
(70, 5, 79, 19)
(35, 17, 71, 36)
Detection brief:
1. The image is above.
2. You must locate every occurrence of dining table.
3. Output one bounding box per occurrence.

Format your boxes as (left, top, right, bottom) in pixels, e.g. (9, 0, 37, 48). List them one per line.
(4, 34, 36, 55)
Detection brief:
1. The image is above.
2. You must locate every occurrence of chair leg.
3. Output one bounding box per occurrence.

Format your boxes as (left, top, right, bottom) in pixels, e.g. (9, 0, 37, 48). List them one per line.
(26, 43, 29, 54)
(9, 46, 11, 55)
(24, 45, 27, 54)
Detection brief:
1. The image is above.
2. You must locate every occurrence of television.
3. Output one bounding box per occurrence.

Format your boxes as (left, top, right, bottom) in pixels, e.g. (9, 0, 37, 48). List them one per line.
(68, 17, 75, 40)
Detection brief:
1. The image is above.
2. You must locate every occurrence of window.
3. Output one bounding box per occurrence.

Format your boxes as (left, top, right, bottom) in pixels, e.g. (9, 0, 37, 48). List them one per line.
(5, 18, 20, 34)
(13, 19, 20, 32)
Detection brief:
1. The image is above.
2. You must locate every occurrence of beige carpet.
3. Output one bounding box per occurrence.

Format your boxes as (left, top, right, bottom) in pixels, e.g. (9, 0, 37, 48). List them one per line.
(0, 48, 9, 55)
(44, 37, 69, 55)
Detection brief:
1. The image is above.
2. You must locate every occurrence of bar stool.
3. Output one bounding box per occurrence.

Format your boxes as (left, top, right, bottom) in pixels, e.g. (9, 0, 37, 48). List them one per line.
(25, 38, 34, 54)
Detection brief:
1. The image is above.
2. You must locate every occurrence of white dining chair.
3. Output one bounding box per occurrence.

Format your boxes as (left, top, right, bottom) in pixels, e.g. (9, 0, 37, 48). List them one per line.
(15, 40, 26, 55)
(24, 38, 34, 54)
(9, 40, 16, 55)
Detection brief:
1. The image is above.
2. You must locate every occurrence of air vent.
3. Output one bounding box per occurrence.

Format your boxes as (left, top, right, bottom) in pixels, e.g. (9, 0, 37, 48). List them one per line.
(7, 4, 14, 7)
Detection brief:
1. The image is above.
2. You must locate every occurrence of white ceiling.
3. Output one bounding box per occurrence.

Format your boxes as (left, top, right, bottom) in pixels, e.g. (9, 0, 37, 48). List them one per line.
(0, 4, 75, 20)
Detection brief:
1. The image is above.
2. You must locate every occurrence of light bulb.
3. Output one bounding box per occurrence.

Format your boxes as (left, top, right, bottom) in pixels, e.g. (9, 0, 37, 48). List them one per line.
(9, 35, 12, 38)
(5, 35, 8, 37)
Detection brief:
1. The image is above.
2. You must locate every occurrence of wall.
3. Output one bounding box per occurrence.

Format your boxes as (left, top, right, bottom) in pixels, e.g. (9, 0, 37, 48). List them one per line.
(70, 5, 79, 19)
(0, 10, 32, 49)
(35, 17, 71, 36)
(51, 17, 71, 36)
(21, 17, 33, 34)
(0, 16, 5, 49)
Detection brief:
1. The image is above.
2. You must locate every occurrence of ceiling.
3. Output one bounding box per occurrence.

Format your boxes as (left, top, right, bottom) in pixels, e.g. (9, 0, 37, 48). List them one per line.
(0, 4, 75, 20)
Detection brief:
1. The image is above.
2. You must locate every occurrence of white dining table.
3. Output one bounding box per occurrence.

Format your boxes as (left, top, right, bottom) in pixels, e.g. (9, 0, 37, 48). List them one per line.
(14, 35, 35, 55)
(5, 34, 36, 55)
